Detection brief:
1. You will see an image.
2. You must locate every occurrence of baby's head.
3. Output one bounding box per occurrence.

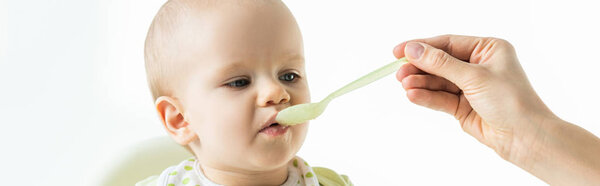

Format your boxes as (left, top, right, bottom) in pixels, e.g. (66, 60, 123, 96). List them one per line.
(144, 0, 309, 172)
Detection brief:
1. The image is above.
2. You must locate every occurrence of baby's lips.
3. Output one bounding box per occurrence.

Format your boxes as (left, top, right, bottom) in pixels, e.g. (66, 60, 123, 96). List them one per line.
(259, 112, 279, 132)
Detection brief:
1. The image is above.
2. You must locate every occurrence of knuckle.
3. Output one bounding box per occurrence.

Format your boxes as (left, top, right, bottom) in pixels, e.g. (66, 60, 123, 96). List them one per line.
(406, 90, 421, 103)
(496, 38, 514, 48)
(425, 49, 452, 69)
(488, 37, 516, 52)
(403, 75, 420, 88)
(408, 74, 424, 82)
(438, 34, 455, 40)
(407, 94, 419, 103)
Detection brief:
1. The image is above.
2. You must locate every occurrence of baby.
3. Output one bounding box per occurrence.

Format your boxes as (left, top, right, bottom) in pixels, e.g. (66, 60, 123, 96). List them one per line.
(136, 0, 351, 185)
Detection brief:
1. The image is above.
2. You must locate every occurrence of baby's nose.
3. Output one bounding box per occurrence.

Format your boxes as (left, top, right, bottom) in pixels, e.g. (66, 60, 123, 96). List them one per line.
(257, 82, 290, 107)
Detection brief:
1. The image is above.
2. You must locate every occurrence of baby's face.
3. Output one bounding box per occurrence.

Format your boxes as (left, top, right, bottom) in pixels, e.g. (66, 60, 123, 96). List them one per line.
(171, 3, 309, 171)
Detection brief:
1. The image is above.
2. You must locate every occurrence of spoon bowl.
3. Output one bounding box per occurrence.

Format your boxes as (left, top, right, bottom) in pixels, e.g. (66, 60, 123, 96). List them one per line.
(275, 101, 327, 125)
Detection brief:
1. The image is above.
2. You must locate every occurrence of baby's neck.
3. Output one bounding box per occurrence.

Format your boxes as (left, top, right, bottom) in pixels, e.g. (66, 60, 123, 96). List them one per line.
(199, 164, 288, 186)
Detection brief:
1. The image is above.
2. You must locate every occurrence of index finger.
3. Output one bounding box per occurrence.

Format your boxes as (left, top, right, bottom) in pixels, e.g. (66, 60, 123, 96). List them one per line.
(393, 34, 486, 62)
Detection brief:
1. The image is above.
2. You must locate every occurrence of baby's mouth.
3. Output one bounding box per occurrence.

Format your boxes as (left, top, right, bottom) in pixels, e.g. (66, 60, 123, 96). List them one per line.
(264, 122, 278, 128)
(260, 122, 280, 131)
(259, 112, 290, 136)
(259, 123, 289, 136)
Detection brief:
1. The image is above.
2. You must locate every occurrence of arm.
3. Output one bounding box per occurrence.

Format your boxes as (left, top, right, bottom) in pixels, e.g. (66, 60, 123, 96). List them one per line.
(528, 118, 600, 185)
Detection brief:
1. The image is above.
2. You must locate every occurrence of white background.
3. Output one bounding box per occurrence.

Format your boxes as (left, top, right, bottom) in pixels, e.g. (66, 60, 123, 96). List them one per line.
(1, 0, 599, 185)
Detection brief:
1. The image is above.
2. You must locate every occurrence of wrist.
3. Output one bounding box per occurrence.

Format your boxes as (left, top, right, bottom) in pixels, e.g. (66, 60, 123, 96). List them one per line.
(513, 115, 600, 185)
(516, 114, 562, 172)
(503, 112, 560, 173)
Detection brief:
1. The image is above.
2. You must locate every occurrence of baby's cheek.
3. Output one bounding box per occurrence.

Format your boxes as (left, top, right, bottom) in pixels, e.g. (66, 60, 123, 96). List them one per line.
(195, 119, 249, 150)
(290, 82, 311, 104)
(292, 123, 309, 148)
(198, 126, 254, 165)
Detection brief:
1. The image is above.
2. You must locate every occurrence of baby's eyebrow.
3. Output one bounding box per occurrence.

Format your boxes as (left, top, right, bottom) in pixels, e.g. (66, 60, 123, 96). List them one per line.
(279, 53, 304, 63)
(210, 54, 305, 78)
(275, 54, 305, 70)
(212, 61, 248, 77)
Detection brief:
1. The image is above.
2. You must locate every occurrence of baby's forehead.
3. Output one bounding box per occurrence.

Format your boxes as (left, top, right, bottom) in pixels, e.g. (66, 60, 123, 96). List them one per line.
(165, 2, 302, 63)
(152, 0, 284, 39)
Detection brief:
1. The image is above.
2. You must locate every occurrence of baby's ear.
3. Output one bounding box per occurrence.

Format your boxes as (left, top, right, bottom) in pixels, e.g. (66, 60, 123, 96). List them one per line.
(155, 96, 197, 146)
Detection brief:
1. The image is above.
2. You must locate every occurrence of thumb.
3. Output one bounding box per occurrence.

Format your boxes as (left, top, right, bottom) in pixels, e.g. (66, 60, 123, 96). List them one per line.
(404, 42, 477, 89)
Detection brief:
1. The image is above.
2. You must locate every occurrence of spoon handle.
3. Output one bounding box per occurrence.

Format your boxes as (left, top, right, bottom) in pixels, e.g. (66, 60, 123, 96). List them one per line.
(324, 57, 408, 102)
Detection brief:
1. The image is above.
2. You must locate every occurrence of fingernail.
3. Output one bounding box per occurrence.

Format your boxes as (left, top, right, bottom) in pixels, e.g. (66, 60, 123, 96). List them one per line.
(405, 42, 424, 60)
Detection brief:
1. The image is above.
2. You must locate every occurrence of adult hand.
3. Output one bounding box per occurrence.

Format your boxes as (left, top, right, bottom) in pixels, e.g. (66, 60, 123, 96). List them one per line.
(394, 35, 600, 185)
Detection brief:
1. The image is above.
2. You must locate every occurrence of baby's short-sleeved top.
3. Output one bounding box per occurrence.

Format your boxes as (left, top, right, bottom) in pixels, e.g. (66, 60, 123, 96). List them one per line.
(136, 156, 352, 186)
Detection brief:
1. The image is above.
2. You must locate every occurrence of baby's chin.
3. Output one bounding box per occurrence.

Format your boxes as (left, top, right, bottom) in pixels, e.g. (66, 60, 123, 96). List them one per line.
(247, 146, 297, 170)
(249, 127, 305, 169)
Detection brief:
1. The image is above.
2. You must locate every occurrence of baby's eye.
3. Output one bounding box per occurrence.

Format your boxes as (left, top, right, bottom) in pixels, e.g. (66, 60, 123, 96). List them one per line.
(279, 72, 299, 82)
(226, 79, 250, 88)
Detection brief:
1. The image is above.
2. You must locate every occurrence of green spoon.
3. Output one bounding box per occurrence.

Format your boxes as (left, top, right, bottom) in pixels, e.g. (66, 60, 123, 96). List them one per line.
(275, 57, 409, 125)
